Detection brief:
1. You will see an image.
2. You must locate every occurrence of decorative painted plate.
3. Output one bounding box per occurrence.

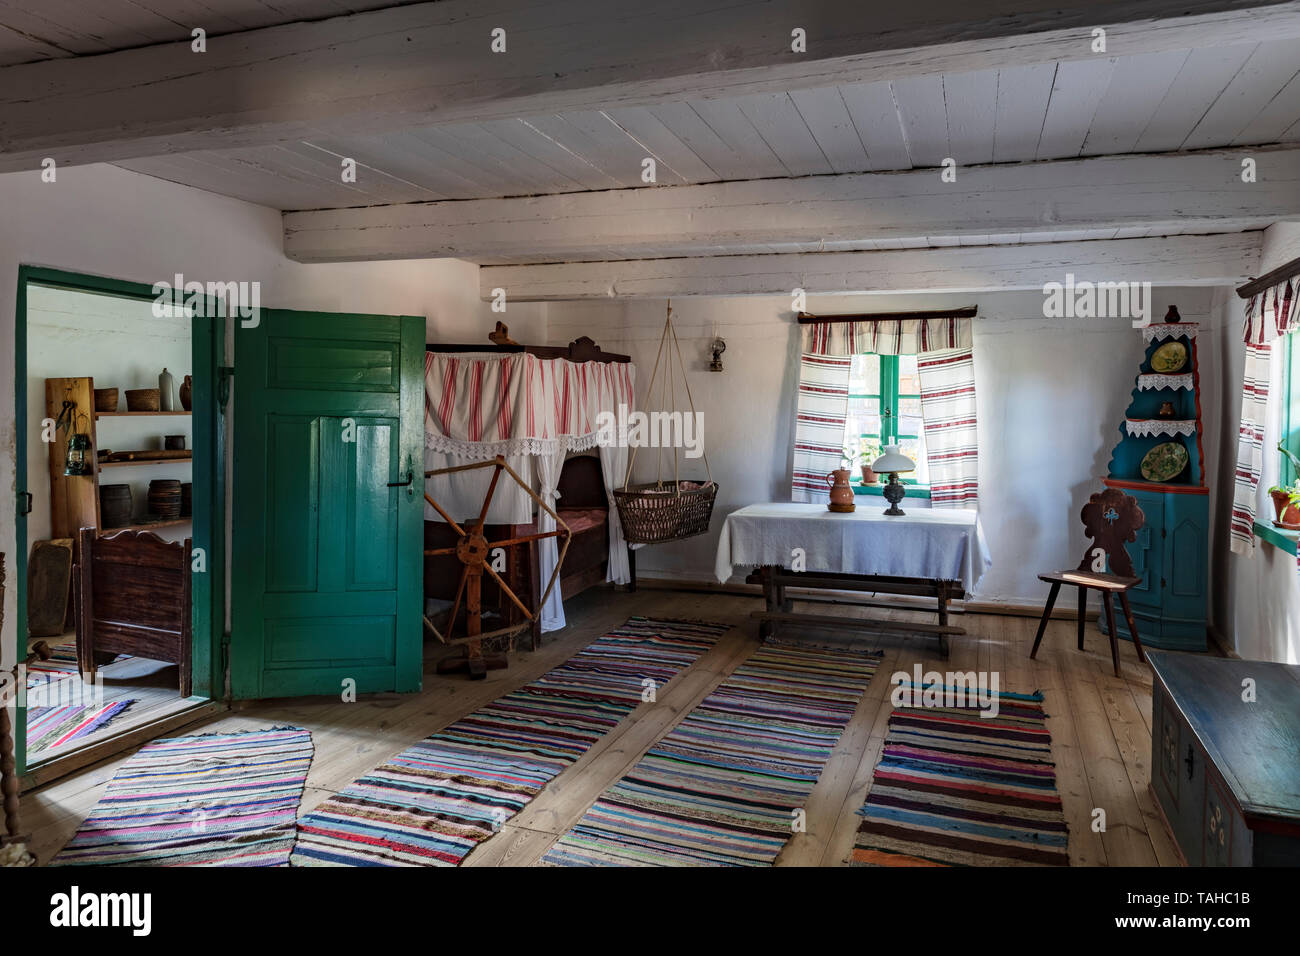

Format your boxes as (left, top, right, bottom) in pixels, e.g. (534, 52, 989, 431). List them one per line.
(1150, 341, 1188, 373)
(1140, 441, 1189, 482)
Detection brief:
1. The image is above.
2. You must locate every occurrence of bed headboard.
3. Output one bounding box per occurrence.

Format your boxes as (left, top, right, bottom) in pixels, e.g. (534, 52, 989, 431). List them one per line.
(557, 455, 608, 510)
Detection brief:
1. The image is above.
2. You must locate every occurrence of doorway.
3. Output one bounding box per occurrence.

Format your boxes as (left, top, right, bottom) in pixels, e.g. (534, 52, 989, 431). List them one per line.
(12, 267, 225, 779)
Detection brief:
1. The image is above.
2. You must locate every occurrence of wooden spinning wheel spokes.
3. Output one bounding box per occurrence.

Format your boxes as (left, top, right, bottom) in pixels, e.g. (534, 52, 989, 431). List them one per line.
(424, 455, 571, 678)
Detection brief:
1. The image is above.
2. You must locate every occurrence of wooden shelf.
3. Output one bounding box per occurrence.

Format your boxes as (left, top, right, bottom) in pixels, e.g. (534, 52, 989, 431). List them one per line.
(102, 518, 192, 533)
(95, 410, 191, 418)
(99, 456, 192, 468)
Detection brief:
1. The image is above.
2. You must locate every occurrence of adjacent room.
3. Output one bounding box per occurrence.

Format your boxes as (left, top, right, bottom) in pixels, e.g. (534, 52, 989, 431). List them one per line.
(1, 0, 1297, 883)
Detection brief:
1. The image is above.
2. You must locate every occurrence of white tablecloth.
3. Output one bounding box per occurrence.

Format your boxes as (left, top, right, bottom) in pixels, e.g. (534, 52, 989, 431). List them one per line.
(714, 502, 991, 593)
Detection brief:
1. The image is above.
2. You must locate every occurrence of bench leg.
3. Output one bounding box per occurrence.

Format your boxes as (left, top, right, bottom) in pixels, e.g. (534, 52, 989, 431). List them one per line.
(937, 581, 951, 659)
(1101, 591, 1121, 678)
(1119, 592, 1147, 665)
(1029, 581, 1061, 660)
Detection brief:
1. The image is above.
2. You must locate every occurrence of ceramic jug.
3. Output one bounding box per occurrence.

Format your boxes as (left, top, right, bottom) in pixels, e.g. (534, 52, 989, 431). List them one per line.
(826, 468, 856, 512)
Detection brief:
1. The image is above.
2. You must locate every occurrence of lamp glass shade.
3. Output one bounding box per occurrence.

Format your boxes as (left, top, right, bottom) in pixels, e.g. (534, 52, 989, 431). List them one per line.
(871, 443, 915, 474)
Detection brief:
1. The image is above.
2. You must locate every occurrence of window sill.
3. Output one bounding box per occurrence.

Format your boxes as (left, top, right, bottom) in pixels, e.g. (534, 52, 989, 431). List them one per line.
(852, 482, 931, 500)
(1254, 520, 1298, 556)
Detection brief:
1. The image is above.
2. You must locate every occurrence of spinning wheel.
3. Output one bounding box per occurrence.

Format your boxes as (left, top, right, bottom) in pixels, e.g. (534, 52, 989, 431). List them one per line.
(424, 456, 571, 679)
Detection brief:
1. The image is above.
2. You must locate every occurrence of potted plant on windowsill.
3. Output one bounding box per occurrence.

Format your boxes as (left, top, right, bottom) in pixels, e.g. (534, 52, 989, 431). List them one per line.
(846, 441, 882, 485)
(1268, 443, 1300, 530)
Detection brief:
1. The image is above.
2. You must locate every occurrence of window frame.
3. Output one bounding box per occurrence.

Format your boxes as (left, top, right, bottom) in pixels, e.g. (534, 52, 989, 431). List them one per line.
(846, 353, 930, 498)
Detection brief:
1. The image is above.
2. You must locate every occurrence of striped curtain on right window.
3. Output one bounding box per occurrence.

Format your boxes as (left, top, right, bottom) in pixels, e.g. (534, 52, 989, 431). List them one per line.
(1230, 277, 1297, 558)
(917, 347, 980, 508)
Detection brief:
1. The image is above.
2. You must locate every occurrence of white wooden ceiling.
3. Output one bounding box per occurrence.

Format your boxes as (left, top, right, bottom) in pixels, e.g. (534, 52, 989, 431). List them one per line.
(0, 0, 407, 66)
(109, 38, 1300, 213)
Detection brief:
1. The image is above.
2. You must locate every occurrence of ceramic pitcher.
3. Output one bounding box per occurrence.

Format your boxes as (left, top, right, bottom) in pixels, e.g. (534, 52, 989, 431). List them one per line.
(826, 468, 855, 510)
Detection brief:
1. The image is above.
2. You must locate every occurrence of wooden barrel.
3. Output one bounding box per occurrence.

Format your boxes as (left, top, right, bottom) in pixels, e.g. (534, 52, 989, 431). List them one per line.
(147, 479, 182, 519)
(99, 484, 132, 528)
(181, 482, 193, 517)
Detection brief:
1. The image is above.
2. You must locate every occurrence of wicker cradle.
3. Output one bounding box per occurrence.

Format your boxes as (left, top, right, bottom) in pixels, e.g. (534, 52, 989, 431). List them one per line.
(613, 480, 718, 544)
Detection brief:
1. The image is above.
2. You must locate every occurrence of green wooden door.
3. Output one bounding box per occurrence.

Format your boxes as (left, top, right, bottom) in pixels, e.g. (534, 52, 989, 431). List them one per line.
(231, 309, 424, 698)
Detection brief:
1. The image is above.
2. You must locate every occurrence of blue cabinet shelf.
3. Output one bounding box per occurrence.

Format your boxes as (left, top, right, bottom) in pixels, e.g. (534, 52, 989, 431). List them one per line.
(1101, 321, 1208, 652)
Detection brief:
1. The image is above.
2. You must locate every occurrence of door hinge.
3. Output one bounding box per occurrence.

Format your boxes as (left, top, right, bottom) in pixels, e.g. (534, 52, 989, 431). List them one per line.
(220, 631, 232, 673)
(17, 491, 32, 516)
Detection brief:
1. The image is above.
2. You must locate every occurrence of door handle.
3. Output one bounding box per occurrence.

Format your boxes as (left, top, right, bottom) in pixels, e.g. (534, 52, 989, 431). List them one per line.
(17, 491, 32, 515)
(387, 471, 413, 488)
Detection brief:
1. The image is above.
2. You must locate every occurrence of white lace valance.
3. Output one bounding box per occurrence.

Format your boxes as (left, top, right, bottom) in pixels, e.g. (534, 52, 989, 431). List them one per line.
(1141, 322, 1198, 344)
(1125, 419, 1197, 438)
(1136, 373, 1194, 392)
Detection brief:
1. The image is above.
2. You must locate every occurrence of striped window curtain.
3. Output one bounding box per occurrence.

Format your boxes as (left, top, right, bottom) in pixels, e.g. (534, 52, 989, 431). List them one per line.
(791, 317, 978, 508)
(917, 347, 979, 508)
(791, 323, 851, 502)
(1230, 277, 1298, 559)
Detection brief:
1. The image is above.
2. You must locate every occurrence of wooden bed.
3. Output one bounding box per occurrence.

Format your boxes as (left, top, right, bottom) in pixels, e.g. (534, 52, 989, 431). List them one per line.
(423, 335, 628, 647)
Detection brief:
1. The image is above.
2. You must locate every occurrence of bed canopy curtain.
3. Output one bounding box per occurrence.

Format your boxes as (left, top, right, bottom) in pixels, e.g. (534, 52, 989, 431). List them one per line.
(791, 316, 979, 508)
(423, 351, 637, 631)
(1229, 276, 1298, 569)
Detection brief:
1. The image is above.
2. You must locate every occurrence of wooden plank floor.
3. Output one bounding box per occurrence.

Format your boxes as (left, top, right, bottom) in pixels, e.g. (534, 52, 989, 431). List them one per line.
(20, 587, 1178, 866)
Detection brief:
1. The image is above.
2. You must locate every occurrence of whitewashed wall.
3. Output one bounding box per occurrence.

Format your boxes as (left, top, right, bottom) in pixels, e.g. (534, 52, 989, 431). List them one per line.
(1213, 223, 1300, 663)
(0, 163, 546, 672)
(549, 287, 1221, 609)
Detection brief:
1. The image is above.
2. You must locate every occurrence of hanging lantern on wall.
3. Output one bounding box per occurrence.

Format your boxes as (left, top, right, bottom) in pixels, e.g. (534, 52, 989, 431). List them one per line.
(57, 401, 93, 476)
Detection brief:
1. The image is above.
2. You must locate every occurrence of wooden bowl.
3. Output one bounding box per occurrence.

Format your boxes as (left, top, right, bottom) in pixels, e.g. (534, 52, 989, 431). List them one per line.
(125, 388, 160, 412)
(93, 388, 119, 413)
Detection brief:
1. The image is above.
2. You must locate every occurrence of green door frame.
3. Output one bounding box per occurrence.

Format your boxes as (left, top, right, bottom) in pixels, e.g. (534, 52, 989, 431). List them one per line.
(11, 266, 226, 775)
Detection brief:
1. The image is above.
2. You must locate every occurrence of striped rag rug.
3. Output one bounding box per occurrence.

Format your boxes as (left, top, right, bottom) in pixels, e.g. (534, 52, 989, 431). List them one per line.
(849, 685, 1069, 866)
(26, 642, 137, 753)
(53, 727, 314, 866)
(291, 617, 729, 866)
(542, 639, 882, 866)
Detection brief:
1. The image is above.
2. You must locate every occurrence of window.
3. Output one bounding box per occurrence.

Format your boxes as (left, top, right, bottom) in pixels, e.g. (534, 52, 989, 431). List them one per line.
(844, 353, 929, 489)
(1283, 333, 1300, 488)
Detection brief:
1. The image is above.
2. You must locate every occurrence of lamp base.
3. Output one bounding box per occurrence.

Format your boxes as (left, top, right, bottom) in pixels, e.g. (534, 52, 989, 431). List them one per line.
(882, 474, 906, 516)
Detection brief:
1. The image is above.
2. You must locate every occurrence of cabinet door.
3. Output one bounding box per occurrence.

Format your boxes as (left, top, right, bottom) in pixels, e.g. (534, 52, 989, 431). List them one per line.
(1163, 496, 1208, 612)
(1123, 492, 1162, 609)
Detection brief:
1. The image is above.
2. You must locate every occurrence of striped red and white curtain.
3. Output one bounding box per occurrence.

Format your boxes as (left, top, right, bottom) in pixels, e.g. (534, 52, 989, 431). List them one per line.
(791, 317, 978, 509)
(1230, 277, 1298, 559)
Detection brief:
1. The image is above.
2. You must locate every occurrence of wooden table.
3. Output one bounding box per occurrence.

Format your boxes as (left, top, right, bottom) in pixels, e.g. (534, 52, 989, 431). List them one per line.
(715, 503, 990, 656)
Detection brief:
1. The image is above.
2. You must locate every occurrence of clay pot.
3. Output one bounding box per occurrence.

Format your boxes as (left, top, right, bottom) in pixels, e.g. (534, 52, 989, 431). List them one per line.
(826, 468, 856, 513)
(179, 375, 193, 411)
(860, 465, 877, 484)
(1270, 489, 1300, 529)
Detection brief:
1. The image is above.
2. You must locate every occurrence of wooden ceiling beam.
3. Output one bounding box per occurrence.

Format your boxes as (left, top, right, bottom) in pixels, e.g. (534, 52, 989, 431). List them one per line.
(1, 0, 1297, 173)
(477, 233, 1262, 300)
(282, 146, 1300, 264)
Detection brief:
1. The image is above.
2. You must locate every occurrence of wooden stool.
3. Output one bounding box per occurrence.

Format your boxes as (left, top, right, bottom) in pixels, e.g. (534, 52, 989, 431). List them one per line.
(1028, 487, 1149, 677)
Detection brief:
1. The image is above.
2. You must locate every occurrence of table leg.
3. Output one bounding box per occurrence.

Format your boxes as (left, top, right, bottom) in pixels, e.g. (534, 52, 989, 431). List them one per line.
(626, 545, 637, 592)
(759, 568, 776, 639)
(936, 580, 950, 658)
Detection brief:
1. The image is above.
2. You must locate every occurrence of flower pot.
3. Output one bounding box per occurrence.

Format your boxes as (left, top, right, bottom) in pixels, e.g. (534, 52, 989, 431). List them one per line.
(1269, 489, 1300, 529)
(860, 465, 877, 484)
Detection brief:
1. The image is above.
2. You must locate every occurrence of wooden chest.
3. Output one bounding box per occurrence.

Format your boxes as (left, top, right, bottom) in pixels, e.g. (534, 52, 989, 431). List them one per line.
(1149, 652, 1300, 865)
